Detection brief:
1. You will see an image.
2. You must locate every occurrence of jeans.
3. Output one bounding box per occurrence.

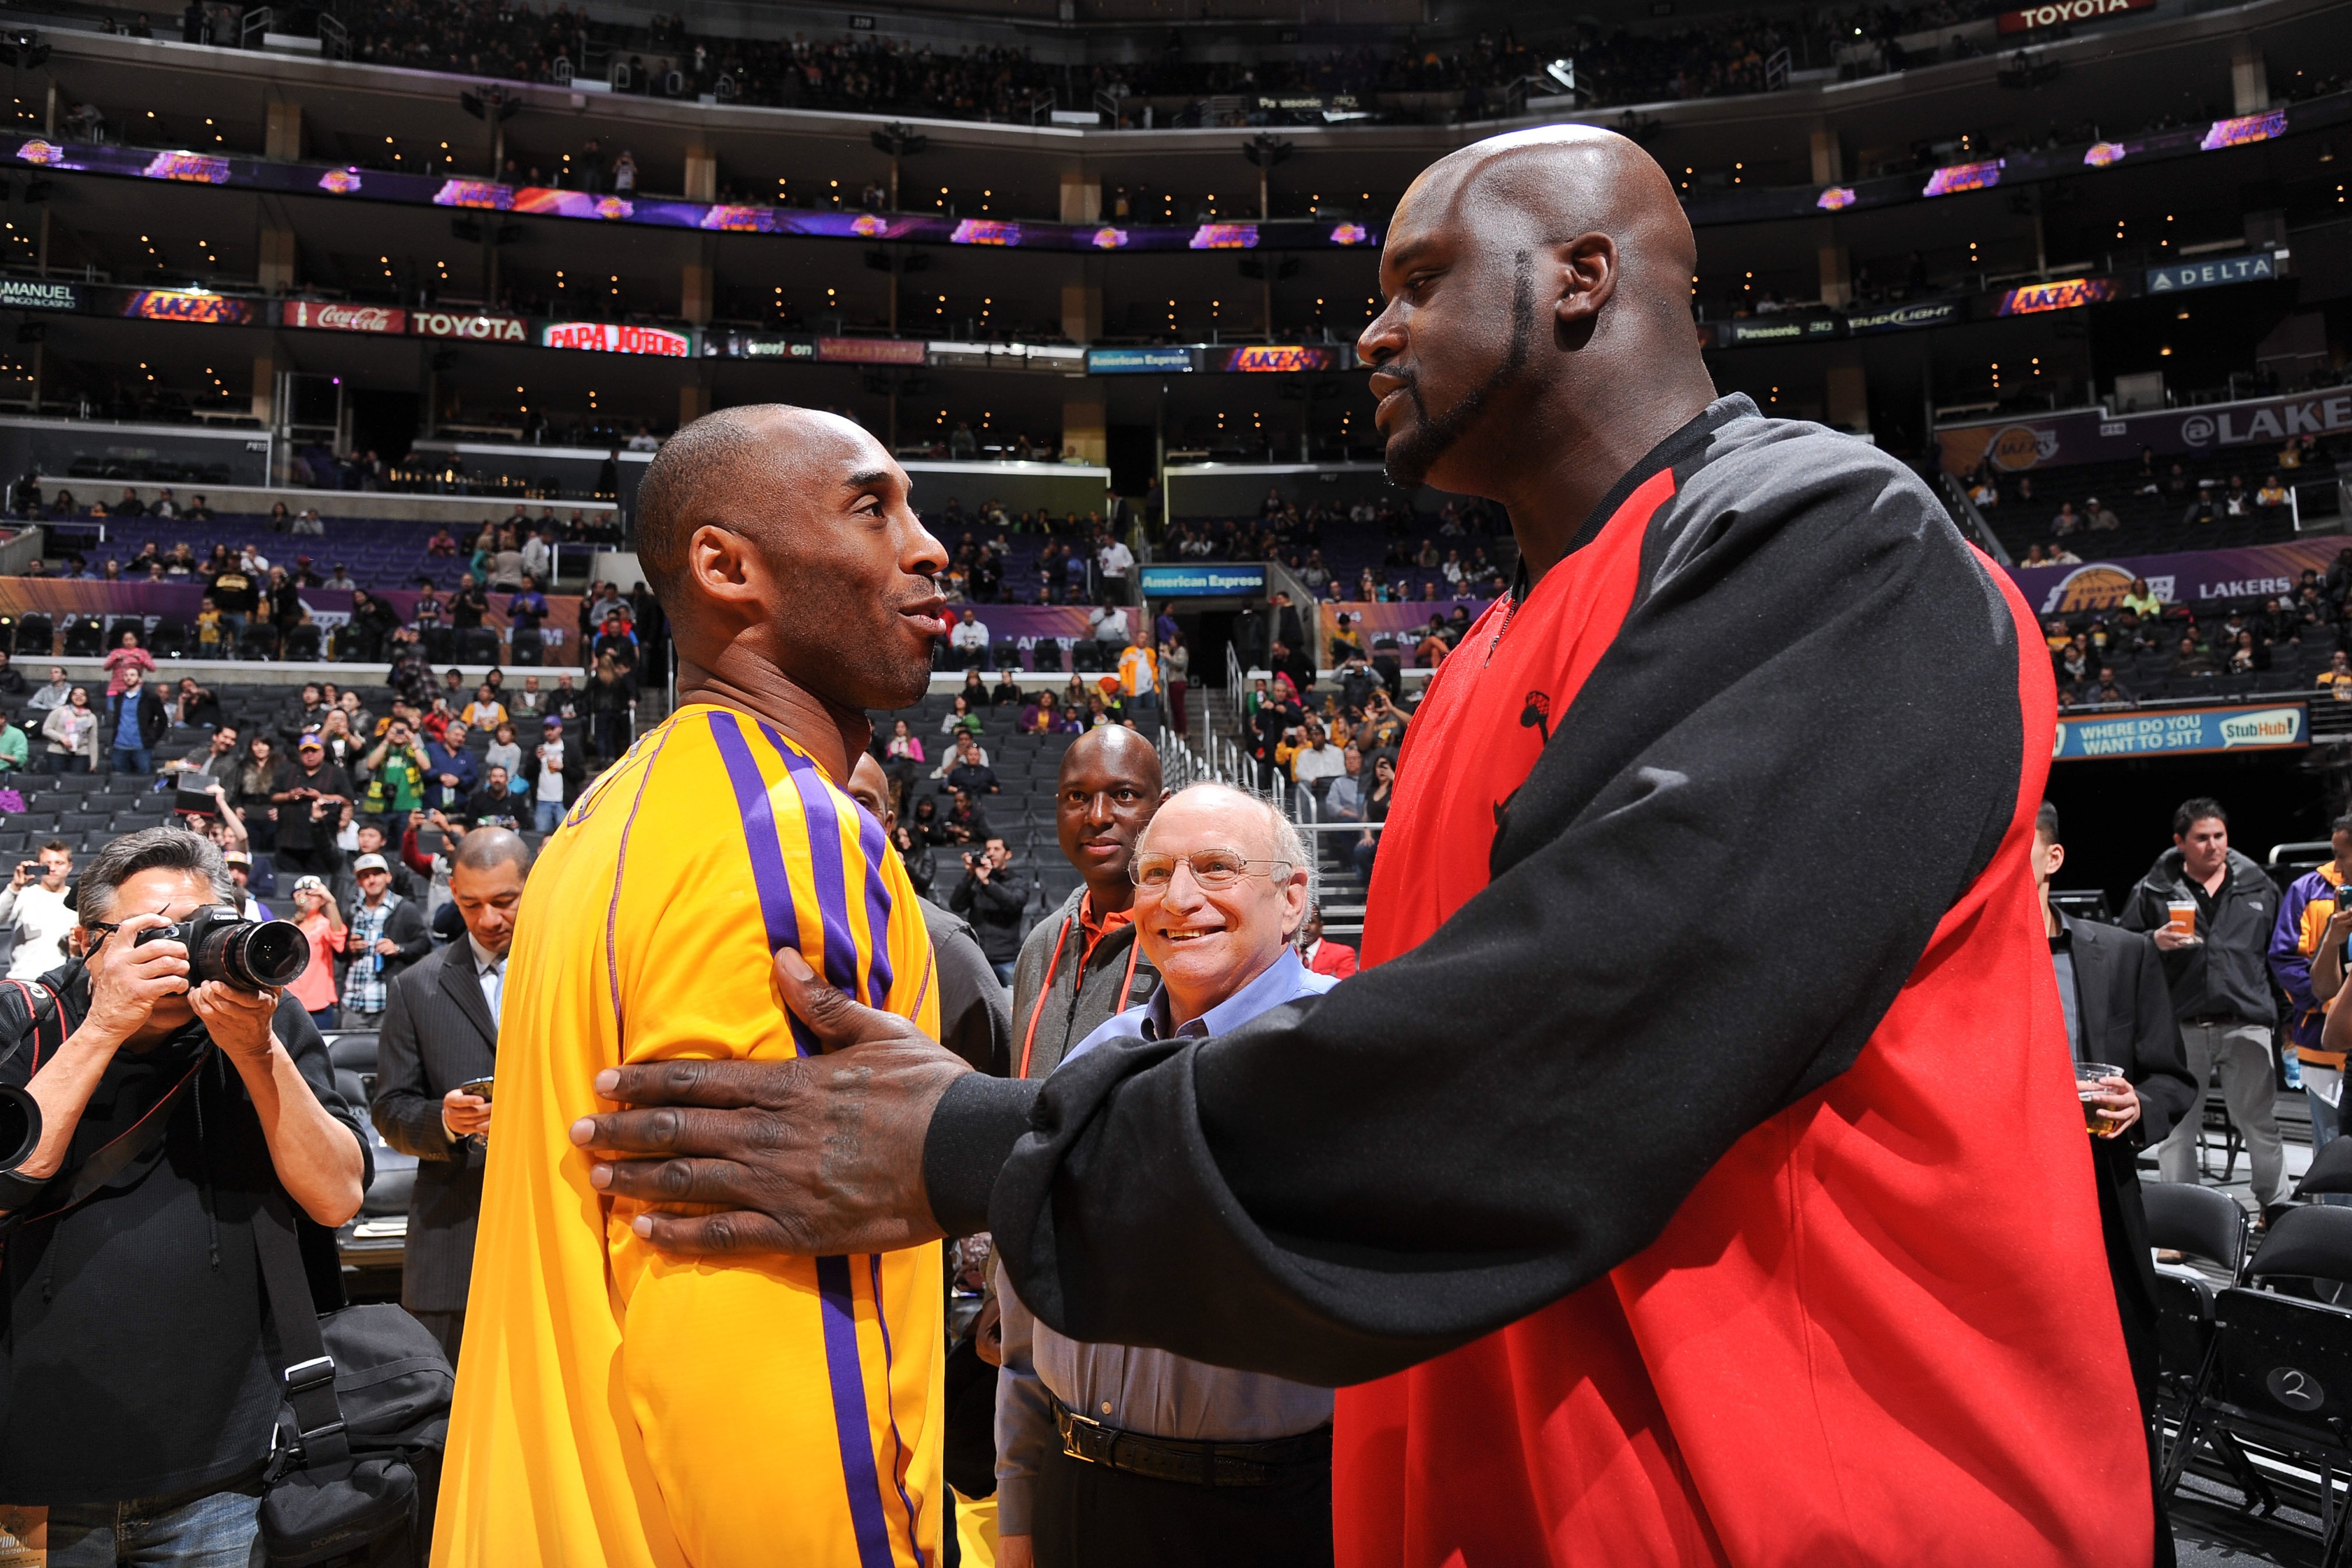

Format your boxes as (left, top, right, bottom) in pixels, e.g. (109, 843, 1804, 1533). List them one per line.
(2158, 1019, 2290, 1208)
(48, 1482, 260, 1567)
(309, 1004, 338, 1032)
(43, 750, 85, 775)
(534, 799, 564, 834)
(111, 743, 151, 776)
(990, 959, 1016, 986)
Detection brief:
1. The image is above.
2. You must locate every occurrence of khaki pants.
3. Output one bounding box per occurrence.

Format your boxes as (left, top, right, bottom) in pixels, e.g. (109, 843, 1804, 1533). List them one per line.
(2157, 1020, 2288, 1208)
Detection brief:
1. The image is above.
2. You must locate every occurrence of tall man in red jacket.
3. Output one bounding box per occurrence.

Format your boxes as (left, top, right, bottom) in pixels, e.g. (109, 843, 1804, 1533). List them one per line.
(574, 126, 2153, 1567)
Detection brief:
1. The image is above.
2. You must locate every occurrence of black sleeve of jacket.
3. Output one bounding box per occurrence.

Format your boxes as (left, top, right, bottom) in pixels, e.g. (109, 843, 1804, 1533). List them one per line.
(370, 965, 465, 1164)
(960, 416, 2028, 1387)
(386, 900, 433, 964)
(2125, 931, 2197, 1146)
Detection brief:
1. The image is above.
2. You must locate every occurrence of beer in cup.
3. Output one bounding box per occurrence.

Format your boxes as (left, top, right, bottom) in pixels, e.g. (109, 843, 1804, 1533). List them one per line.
(2078, 1062, 2129, 1138)
(2166, 899, 2200, 944)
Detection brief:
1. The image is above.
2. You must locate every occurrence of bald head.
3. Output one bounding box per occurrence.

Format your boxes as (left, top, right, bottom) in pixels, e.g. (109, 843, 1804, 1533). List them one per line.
(1056, 726, 1164, 910)
(637, 405, 857, 603)
(641, 403, 949, 718)
(451, 825, 531, 875)
(1361, 127, 1716, 513)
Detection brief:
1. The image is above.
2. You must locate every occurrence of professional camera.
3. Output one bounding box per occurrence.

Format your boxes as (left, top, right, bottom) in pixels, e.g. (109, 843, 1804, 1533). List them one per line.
(135, 907, 309, 992)
(0, 1083, 38, 1171)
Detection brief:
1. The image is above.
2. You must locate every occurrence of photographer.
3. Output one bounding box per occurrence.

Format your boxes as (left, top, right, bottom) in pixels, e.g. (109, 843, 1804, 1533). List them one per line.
(0, 827, 366, 1562)
(0, 842, 77, 981)
(360, 718, 432, 834)
(270, 734, 354, 882)
(949, 835, 1030, 986)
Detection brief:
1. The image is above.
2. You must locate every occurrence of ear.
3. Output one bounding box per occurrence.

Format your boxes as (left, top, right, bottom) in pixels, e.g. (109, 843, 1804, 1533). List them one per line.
(684, 523, 774, 620)
(1553, 233, 1620, 331)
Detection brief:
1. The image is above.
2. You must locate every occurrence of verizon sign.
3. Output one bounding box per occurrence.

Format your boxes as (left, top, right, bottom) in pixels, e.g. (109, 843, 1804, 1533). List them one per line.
(541, 322, 691, 356)
(412, 310, 528, 343)
(1998, 0, 2152, 32)
(282, 301, 407, 333)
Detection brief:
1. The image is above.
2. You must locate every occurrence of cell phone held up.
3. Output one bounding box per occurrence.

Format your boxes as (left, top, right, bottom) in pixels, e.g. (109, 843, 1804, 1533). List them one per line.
(455, 1075, 493, 1101)
(173, 778, 216, 817)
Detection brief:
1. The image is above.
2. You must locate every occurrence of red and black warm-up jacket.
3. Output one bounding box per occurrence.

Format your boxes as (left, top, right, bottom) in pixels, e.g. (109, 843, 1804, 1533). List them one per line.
(926, 394, 2150, 1567)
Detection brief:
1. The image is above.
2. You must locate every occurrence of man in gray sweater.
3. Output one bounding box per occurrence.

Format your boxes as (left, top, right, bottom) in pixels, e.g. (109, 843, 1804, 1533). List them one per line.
(1008, 728, 1163, 1082)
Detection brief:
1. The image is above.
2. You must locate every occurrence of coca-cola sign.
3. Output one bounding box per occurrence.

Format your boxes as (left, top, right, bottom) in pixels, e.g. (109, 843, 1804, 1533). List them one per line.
(282, 301, 407, 333)
(411, 310, 528, 343)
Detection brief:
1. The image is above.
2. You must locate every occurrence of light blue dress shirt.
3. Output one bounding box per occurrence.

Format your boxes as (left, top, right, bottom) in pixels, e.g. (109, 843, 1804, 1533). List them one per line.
(993, 947, 1339, 1534)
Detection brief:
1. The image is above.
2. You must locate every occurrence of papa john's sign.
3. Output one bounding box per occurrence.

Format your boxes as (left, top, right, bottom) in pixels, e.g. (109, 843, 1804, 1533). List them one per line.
(539, 322, 691, 356)
(282, 301, 406, 333)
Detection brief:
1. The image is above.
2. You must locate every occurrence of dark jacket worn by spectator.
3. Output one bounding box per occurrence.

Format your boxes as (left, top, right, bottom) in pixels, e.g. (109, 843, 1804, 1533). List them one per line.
(107, 684, 168, 752)
(2120, 847, 2280, 1025)
(950, 859, 1032, 966)
(920, 899, 1013, 1077)
(370, 934, 500, 1357)
(2050, 913, 2196, 1434)
(0, 971, 367, 1503)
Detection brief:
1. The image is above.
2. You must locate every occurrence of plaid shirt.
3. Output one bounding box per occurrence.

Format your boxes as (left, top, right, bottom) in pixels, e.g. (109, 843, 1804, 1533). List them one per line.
(342, 892, 401, 1015)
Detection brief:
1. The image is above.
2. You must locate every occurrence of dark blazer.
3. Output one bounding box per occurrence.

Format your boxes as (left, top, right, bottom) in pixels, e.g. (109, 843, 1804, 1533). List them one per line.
(107, 686, 168, 750)
(2056, 912, 2198, 1411)
(369, 938, 499, 1313)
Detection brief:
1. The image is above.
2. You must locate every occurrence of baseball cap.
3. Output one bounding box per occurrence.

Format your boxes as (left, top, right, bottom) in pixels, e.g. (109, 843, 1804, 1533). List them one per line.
(353, 853, 389, 873)
(223, 849, 251, 867)
(543, 715, 564, 728)
(298, 733, 324, 751)
(292, 874, 328, 894)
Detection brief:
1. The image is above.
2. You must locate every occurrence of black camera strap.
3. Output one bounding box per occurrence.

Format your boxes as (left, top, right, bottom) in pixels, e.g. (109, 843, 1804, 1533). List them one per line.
(252, 1185, 351, 1470)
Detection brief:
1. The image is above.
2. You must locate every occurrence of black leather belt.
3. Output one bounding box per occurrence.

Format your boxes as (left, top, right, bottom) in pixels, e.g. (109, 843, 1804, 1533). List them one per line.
(1051, 1399, 1330, 1488)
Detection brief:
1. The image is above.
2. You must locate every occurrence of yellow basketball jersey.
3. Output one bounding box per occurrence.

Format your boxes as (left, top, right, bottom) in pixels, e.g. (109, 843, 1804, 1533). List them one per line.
(434, 703, 943, 1568)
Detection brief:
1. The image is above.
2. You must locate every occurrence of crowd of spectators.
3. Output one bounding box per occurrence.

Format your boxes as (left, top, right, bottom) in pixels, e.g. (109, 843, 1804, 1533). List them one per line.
(315, 0, 1994, 128)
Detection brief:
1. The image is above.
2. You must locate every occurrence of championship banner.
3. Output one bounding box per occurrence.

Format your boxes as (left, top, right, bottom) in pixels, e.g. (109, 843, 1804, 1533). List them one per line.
(282, 301, 406, 333)
(0, 580, 582, 658)
(1940, 387, 2352, 474)
(2002, 538, 2344, 615)
(2053, 702, 2307, 761)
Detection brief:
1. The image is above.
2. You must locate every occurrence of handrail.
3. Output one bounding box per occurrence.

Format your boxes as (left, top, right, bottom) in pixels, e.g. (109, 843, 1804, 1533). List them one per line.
(1940, 471, 2011, 564)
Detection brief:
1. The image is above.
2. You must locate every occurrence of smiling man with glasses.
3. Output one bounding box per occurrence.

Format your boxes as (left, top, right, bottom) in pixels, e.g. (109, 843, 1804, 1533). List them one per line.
(992, 782, 1339, 1568)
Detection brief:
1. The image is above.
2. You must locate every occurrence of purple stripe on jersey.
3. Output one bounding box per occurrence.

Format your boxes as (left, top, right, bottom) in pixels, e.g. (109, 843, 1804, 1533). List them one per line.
(868, 1252, 927, 1565)
(602, 719, 676, 1037)
(850, 805, 898, 1009)
(707, 712, 815, 1057)
(755, 723, 873, 1004)
(817, 1252, 901, 1568)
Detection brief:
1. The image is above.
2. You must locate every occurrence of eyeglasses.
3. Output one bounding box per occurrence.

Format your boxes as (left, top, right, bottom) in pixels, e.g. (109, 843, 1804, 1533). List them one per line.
(1129, 850, 1294, 891)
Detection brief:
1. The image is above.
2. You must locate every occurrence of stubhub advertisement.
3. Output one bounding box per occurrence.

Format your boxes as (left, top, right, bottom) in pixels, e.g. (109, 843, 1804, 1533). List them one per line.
(2053, 703, 2306, 761)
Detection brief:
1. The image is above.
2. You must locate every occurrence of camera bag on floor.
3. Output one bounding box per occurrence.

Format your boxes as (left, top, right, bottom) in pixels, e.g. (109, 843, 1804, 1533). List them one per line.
(253, 1186, 454, 1568)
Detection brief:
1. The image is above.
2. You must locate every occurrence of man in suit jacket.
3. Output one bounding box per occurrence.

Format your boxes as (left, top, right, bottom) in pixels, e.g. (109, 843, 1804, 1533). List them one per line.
(2036, 803, 2196, 1563)
(369, 827, 532, 1364)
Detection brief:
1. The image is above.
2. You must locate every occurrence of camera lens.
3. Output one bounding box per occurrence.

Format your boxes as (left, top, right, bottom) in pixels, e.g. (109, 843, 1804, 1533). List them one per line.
(0, 1084, 40, 1172)
(224, 920, 309, 991)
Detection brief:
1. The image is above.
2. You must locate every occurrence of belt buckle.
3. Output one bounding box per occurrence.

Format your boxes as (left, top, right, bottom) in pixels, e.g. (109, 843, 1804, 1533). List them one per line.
(1060, 1407, 1111, 1466)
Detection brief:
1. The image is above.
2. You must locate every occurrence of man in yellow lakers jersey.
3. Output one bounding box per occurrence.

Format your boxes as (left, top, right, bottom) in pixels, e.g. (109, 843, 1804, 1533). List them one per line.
(433, 405, 954, 1568)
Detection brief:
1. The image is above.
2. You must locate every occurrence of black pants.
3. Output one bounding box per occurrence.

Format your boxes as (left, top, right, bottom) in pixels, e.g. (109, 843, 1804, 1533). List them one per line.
(1030, 1439, 1332, 1568)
